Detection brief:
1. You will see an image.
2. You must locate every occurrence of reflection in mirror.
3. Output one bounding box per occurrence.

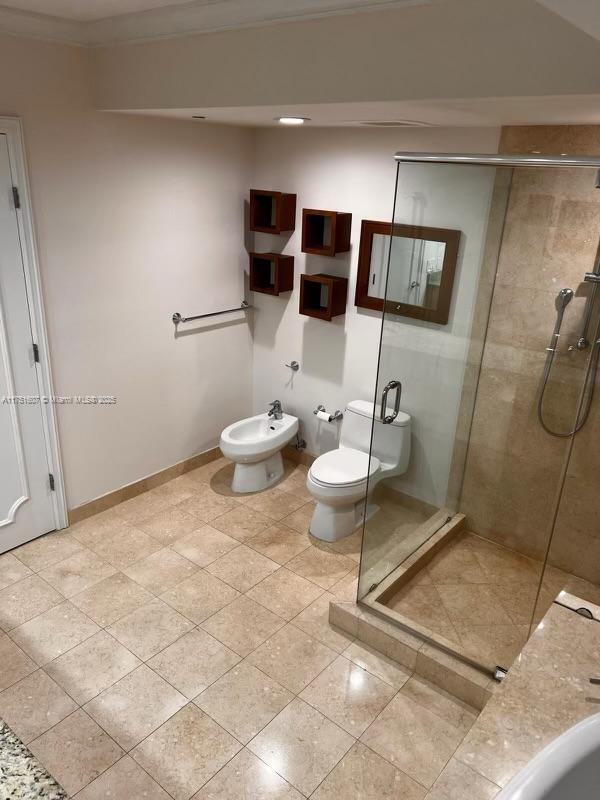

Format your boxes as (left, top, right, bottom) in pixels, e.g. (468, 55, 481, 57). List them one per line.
(369, 234, 446, 308)
(355, 220, 461, 324)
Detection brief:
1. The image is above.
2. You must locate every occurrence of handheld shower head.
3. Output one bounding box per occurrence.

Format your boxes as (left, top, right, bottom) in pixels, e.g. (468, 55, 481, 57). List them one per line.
(556, 287, 574, 310)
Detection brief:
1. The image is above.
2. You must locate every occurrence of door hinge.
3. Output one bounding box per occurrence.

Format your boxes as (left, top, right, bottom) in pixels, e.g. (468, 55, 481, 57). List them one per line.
(12, 186, 21, 209)
(49, 473, 55, 491)
(32, 343, 40, 363)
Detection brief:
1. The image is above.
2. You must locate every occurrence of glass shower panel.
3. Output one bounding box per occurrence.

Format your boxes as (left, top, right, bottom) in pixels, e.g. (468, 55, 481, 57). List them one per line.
(359, 161, 511, 598)
(532, 177, 600, 625)
(358, 160, 597, 674)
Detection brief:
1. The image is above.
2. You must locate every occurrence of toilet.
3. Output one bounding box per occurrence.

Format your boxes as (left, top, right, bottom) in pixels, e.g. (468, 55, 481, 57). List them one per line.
(219, 411, 298, 493)
(306, 399, 411, 542)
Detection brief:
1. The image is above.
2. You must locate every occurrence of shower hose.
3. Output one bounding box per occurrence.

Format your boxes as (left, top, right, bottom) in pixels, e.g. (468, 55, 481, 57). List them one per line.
(538, 288, 600, 437)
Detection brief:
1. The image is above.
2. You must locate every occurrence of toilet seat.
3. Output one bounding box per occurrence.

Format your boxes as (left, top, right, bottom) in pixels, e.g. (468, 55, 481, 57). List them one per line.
(309, 448, 380, 487)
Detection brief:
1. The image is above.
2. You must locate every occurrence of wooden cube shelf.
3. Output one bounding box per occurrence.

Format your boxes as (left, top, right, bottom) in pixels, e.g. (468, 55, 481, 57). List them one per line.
(301, 209, 352, 256)
(249, 253, 294, 295)
(299, 273, 348, 320)
(250, 189, 297, 234)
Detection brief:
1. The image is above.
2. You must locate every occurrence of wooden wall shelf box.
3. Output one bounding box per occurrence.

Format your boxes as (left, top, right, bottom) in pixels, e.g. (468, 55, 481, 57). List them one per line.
(299, 273, 348, 320)
(302, 209, 352, 256)
(250, 189, 297, 234)
(249, 253, 294, 295)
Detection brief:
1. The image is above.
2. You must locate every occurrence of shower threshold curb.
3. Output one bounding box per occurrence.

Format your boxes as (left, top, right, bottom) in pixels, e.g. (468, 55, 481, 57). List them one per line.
(330, 599, 496, 710)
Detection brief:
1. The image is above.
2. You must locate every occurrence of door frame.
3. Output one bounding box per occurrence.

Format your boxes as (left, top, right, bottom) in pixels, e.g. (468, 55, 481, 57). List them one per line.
(1, 116, 68, 530)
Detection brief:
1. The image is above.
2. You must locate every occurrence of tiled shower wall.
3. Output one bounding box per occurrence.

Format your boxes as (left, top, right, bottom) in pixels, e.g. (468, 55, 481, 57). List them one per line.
(460, 126, 600, 584)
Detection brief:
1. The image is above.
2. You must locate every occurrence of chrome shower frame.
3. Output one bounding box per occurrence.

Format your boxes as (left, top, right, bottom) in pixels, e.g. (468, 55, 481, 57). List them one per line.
(395, 151, 600, 441)
(394, 153, 600, 169)
(360, 151, 600, 678)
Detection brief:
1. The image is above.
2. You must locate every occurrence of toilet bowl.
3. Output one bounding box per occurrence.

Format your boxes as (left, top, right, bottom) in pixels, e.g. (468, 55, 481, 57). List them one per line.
(220, 412, 298, 493)
(306, 399, 411, 542)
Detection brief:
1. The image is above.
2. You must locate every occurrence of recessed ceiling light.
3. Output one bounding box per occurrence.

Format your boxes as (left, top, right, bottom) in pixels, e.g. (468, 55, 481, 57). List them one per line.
(277, 116, 309, 125)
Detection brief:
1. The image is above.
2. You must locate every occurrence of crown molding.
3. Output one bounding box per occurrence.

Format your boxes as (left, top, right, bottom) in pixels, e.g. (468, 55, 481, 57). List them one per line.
(537, 0, 600, 42)
(0, 0, 436, 47)
(0, 5, 86, 45)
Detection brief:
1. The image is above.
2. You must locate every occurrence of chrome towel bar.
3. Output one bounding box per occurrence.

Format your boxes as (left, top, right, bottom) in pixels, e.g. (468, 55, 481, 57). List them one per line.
(172, 301, 251, 325)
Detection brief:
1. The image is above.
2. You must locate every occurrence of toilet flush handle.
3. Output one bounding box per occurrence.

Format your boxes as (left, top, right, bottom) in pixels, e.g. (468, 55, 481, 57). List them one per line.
(381, 380, 402, 424)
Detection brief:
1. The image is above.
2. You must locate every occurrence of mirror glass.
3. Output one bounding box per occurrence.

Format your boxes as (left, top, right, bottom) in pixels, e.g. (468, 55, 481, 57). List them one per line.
(369, 234, 447, 309)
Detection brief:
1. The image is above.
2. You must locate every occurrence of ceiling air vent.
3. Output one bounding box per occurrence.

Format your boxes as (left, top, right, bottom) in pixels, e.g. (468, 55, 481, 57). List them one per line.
(358, 120, 435, 127)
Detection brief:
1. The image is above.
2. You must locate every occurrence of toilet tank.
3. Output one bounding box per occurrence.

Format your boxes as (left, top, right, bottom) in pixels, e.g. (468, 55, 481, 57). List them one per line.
(340, 400, 411, 470)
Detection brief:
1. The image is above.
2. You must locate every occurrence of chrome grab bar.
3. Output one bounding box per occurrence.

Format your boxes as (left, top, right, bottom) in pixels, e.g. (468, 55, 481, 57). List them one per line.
(380, 379, 402, 424)
(172, 301, 251, 325)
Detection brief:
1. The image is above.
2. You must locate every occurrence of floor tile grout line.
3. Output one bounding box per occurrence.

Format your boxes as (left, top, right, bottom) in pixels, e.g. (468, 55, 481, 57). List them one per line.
(75, 753, 179, 800)
(157, 580, 243, 629)
(6, 604, 102, 670)
(243, 531, 313, 565)
(244, 695, 356, 799)
(123, 699, 248, 798)
(3, 559, 198, 671)
(449, 749, 504, 792)
(303, 737, 404, 799)
(411, 536, 542, 661)
(29, 657, 412, 800)
(27, 706, 125, 797)
(354, 678, 478, 786)
(10, 533, 85, 576)
(0, 571, 72, 631)
(140, 631, 241, 699)
(424, 708, 483, 796)
(297, 664, 398, 740)
(193, 666, 299, 750)
(4, 462, 483, 797)
(2, 562, 349, 692)
(241, 572, 327, 621)
(39, 630, 142, 707)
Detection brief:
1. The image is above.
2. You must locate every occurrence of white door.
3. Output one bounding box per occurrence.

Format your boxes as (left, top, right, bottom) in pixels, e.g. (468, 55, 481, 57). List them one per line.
(0, 132, 55, 552)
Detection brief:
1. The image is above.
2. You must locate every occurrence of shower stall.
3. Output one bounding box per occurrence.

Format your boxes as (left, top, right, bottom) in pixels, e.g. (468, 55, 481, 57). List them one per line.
(357, 148, 600, 676)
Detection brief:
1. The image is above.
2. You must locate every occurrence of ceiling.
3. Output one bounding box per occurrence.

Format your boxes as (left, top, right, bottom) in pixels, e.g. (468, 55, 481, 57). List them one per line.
(0, 0, 598, 45)
(1, 0, 600, 128)
(0, 0, 190, 21)
(538, 0, 600, 41)
(0, 0, 438, 43)
(126, 95, 600, 128)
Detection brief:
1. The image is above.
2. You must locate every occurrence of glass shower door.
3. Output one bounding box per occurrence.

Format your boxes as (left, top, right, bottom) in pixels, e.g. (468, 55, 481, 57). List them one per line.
(358, 155, 600, 675)
(359, 159, 511, 599)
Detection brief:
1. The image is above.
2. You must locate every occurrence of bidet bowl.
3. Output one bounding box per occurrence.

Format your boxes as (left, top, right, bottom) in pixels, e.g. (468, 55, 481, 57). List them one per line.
(219, 412, 299, 493)
(220, 412, 298, 463)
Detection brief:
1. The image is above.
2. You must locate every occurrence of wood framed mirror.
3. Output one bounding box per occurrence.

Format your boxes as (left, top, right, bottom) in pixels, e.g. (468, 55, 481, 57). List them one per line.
(354, 220, 461, 324)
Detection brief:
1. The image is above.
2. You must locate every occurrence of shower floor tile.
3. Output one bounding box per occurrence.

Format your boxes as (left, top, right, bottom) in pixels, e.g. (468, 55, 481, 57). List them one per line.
(383, 530, 600, 670)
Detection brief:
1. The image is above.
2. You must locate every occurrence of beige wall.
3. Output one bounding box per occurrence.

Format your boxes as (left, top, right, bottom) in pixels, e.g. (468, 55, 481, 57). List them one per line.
(460, 126, 600, 583)
(0, 34, 254, 509)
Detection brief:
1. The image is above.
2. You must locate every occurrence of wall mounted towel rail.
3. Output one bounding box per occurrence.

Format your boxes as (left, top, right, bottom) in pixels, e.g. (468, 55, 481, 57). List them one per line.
(172, 301, 251, 325)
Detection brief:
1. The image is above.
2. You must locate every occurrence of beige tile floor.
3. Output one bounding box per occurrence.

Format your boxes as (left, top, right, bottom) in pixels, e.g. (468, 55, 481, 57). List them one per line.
(385, 530, 600, 669)
(0, 458, 480, 799)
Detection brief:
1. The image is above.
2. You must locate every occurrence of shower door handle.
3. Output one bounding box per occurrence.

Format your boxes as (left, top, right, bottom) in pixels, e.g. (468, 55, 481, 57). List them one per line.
(381, 380, 402, 424)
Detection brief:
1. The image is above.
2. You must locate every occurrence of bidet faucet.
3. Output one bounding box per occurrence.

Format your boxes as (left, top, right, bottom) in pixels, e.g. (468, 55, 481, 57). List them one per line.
(268, 400, 283, 420)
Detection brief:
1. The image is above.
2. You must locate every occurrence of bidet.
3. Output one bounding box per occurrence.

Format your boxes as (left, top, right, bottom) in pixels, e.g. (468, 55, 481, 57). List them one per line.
(220, 411, 298, 492)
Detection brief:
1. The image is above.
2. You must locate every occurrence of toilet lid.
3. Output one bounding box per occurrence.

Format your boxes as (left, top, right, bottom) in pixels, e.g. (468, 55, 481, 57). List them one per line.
(310, 448, 380, 487)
